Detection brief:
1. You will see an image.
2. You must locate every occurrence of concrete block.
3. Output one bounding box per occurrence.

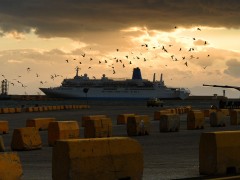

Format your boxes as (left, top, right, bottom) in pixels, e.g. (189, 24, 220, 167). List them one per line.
(8, 108, 15, 113)
(15, 107, 22, 113)
(230, 110, 240, 125)
(127, 115, 150, 136)
(154, 110, 172, 120)
(203, 109, 217, 117)
(52, 106, 57, 111)
(43, 106, 49, 111)
(84, 117, 112, 138)
(26, 107, 34, 112)
(52, 137, 143, 180)
(1, 108, 9, 114)
(210, 111, 227, 127)
(220, 109, 230, 116)
(117, 114, 135, 125)
(0, 121, 9, 134)
(159, 114, 180, 132)
(199, 131, 240, 175)
(187, 110, 205, 129)
(38, 106, 43, 112)
(11, 127, 42, 150)
(0, 152, 23, 179)
(33, 107, 39, 112)
(48, 121, 80, 146)
(0, 136, 5, 152)
(82, 115, 107, 127)
(26, 117, 56, 131)
(48, 106, 53, 111)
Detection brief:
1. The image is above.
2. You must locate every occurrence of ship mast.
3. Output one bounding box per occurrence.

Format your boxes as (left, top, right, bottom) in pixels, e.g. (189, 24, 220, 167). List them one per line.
(75, 66, 80, 77)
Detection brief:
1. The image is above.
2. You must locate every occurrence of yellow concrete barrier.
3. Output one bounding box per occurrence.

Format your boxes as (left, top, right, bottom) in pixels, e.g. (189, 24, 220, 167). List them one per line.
(127, 115, 150, 136)
(0, 136, 5, 152)
(48, 121, 80, 146)
(82, 115, 107, 127)
(220, 109, 230, 116)
(43, 106, 49, 111)
(185, 106, 192, 113)
(52, 137, 143, 180)
(230, 109, 240, 125)
(56, 106, 61, 110)
(11, 127, 42, 150)
(187, 110, 205, 129)
(0, 152, 23, 179)
(33, 107, 39, 112)
(117, 114, 135, 125)
(48, 106, 53, 111)
(154, 110, 172, 120)
(0, 121, 9, 134)
(199, 131, 240, 175)
(8, 107, 15, 113)
(203, 109, 217, 117)
(159, 114, 180, 132)
(1, 108, 9, 114)
(26, 117, 56, 131)
(52, 106, 57, 111)
(26, 107, 34, 112)
(84, 117, 112, 138)
(38, 106, 43, 112)
(15, 107, 22, 113)
(210, 111, 227, 127)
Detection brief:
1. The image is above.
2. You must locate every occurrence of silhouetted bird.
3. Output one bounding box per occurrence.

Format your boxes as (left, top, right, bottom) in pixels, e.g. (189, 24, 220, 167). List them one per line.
(197, 28, 201, 31)
(184, 62, 188, 67)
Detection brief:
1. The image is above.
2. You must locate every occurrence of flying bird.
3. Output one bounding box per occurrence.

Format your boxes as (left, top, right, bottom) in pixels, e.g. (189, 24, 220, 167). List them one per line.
(184, 62, 188, 67)
(82, 53, 85, 57)
(197, 28, 201, 31)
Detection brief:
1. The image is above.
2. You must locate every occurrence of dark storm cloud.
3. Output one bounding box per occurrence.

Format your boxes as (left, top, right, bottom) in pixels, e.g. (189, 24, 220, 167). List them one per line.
(0, 0, 240, 39)
(224, 59, 240, 78)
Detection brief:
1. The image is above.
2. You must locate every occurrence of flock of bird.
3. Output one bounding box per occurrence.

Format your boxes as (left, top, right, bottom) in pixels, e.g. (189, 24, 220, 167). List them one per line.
(1, 27, 211, 94)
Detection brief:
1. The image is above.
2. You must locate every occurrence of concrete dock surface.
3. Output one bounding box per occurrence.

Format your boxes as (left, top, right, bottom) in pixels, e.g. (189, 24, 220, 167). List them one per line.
(1, 99, 239, 180)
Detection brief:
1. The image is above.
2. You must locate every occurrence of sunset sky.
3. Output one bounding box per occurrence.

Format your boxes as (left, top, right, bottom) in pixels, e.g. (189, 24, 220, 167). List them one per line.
(0, 0, 240, 98)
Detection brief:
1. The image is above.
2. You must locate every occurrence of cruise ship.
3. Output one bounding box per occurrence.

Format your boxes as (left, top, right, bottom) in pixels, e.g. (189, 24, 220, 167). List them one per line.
(40, 67, 190, 100)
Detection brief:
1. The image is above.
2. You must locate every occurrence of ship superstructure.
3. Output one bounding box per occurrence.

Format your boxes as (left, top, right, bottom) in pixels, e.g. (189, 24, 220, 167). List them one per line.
(40, 67, 190, 100)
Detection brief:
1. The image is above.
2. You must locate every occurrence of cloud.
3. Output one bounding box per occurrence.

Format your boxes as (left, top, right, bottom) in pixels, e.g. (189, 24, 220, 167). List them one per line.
(0, 0, 240, 40)
(224, 59, 240, 77)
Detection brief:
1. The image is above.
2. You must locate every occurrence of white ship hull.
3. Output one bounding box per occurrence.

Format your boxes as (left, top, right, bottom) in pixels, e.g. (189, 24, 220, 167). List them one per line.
(40, 86, 190, 100)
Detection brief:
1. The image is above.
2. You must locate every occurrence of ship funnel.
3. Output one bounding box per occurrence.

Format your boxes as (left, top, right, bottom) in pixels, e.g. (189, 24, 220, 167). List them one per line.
(160, 73, 163, 82)
(132, 67, 142, 80)
(153, 73, 156, 82)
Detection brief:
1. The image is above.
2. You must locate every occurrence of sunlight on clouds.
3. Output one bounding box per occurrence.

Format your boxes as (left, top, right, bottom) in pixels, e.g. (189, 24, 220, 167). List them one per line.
(7, 59, 23, 63)
(5, 30, 25, 40)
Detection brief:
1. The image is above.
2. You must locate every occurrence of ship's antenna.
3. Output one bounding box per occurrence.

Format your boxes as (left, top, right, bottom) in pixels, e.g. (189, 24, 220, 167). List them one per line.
(153, 73, 156, 83)
(160, 73, 163, 82)
(75, 66, 79, 77)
